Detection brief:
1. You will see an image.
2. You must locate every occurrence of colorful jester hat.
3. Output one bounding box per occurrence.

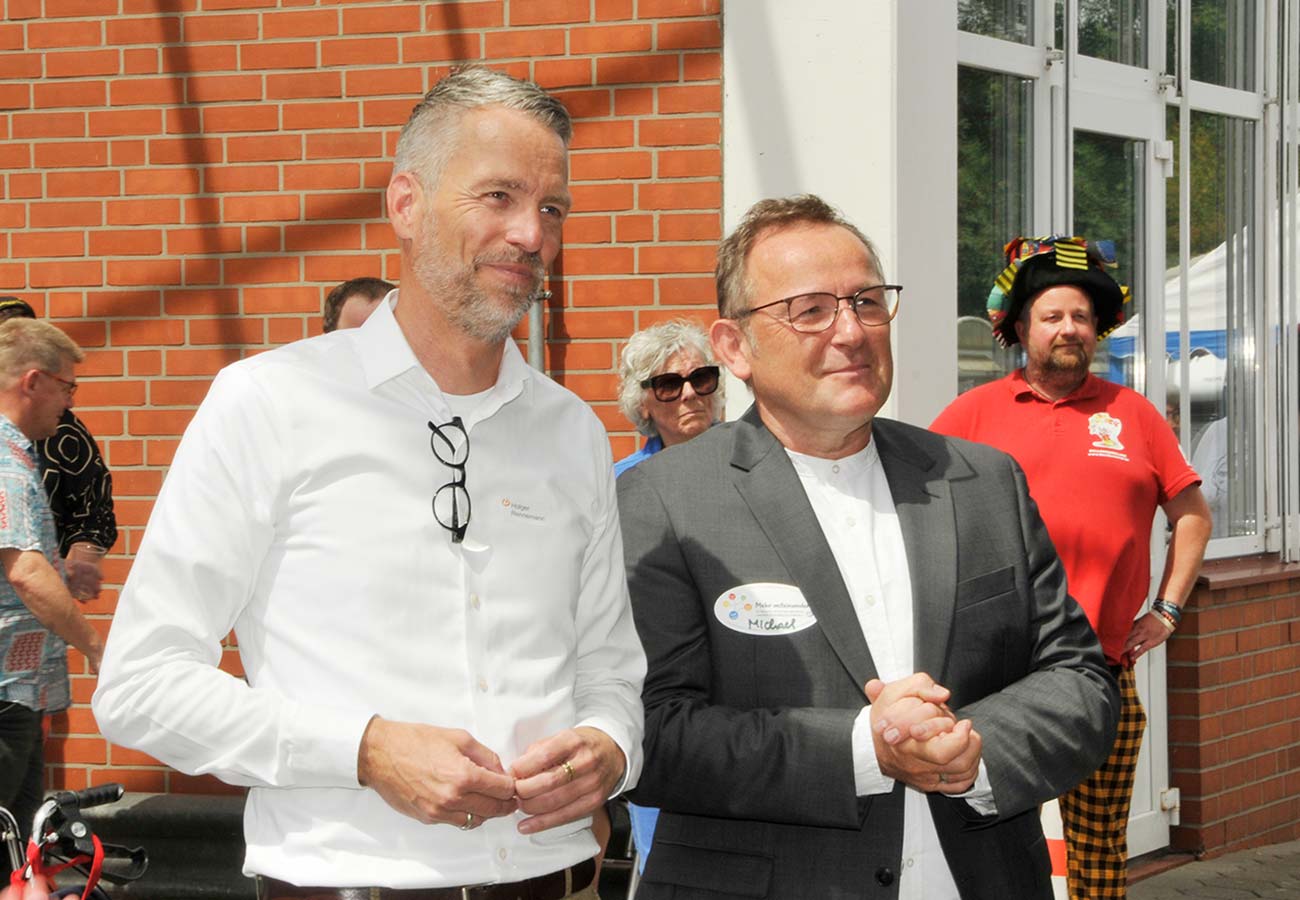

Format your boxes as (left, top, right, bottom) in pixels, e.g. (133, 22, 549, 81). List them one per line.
(986, 235, 1131, 347)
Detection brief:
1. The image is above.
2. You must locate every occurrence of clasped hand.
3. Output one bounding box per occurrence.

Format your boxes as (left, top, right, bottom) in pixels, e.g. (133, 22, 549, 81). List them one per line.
(357, 717, 623, 834)
(866, 673, 982, 794)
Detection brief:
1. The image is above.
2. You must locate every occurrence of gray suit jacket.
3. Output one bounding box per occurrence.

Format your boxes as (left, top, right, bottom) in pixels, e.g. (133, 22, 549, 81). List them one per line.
(618, 408, 1119, 900)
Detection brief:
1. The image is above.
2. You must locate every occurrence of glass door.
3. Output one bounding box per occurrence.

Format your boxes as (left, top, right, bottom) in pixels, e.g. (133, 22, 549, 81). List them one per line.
(1068, 0, 1172, 859)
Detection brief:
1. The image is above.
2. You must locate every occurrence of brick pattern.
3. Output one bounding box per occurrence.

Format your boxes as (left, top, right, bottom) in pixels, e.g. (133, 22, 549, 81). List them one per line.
(1167, 575, 1300, 856)
(3, 1, 721, 794)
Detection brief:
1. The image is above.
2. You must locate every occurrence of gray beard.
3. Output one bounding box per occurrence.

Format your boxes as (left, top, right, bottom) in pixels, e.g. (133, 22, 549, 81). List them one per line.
(446, 279, 535, 345)
(412, 242, 543, 345)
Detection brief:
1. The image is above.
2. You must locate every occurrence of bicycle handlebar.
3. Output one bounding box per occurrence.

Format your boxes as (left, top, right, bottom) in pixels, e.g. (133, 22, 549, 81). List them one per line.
(54, 784, 124, 812)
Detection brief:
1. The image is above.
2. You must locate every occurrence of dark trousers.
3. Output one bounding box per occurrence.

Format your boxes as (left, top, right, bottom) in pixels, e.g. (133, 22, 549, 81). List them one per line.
(0, 701, 44, 879)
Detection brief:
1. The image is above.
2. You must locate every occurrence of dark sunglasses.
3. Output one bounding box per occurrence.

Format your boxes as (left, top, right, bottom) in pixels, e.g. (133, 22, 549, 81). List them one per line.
(640, 365, 721, 402)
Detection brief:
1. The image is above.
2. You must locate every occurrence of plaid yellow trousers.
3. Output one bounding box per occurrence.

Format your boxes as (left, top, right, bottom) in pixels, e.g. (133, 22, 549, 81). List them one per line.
(1059, 666, 1146, 899)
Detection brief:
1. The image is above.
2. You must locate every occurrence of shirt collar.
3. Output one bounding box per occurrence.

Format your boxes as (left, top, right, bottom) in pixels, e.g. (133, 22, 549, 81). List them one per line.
(1009, 369, 1103, 403)
(353, 289, 533, 424)
(786, 436, 880, 484)
(0, 413, 29, 450)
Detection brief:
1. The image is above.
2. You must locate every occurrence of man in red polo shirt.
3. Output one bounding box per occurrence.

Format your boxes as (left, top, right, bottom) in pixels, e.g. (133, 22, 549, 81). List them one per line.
(932, 236, 1212, 900)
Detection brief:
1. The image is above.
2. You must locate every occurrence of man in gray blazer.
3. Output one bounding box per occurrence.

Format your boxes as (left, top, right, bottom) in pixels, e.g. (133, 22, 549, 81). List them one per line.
(617, 195, 1119, 900)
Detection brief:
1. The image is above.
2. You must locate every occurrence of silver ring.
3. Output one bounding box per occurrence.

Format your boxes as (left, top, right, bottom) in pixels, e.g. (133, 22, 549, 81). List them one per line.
(461, 812, 474, 830)
(938, 772, 948, 785)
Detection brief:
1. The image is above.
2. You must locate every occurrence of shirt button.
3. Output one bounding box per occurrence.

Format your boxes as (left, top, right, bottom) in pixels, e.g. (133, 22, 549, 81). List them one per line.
(905, 857, 915, 868)
(477, 677, 488, 692)
(470, 594, 481, 610)
(865, 594, 876, 607)
(832, 464, 840, 474)
(497, 848, 508, 861)
(846, 517, 856, 527)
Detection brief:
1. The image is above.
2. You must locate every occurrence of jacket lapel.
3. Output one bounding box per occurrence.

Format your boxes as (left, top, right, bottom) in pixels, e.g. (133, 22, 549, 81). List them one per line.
(873, 420, 958, 684)
(728, 407, 878, 690)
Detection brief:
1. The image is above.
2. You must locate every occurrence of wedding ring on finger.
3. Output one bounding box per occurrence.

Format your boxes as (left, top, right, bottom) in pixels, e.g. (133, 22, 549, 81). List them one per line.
(461, 812, 474, 831)
(937, 772, 948, 785)
(560, 760, 575, 783)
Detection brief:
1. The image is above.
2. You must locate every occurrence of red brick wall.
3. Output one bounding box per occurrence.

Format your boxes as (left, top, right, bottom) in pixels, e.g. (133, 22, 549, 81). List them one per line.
(3, 0, 722, 794)
(1168, 564, 1300, 856)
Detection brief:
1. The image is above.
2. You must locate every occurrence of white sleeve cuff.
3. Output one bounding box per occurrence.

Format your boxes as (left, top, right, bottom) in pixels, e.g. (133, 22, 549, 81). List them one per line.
(284, 704, 375, 788)
(576, 716, 641, 798)
(851, 706, 896, 797)
(954, 761, 998, 816)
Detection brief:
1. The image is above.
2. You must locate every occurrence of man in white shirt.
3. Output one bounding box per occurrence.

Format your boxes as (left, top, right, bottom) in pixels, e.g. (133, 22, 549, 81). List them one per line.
(92, 67, 645, 900)
(617, 195, 1119, 899)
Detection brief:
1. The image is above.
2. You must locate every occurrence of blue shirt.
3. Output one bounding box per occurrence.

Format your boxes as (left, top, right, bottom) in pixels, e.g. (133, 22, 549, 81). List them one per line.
(613, 432, 665, 869)
(0, 414, 69, 712)
(614, 435, 663, 479)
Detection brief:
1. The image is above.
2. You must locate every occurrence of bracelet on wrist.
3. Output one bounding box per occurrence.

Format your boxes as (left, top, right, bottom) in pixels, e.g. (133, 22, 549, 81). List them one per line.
(1152, 609, 1177, 632)
(1151, 598, 1183, 626)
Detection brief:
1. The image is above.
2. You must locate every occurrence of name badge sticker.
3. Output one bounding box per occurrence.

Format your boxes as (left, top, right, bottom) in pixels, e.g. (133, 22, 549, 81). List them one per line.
(713, 583, 818, 636)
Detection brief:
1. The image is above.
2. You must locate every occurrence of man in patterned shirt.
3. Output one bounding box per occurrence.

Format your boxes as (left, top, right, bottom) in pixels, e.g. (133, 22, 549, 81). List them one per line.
(0, 318, 103, 870)
(0, 299, 117, 559)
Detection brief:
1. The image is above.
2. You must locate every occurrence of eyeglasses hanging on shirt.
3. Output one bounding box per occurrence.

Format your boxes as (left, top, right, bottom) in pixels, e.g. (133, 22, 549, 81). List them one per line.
(428, 417, 470, 543)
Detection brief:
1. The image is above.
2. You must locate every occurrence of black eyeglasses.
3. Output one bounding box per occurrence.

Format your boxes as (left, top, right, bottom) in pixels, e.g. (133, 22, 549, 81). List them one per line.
(735, 285, 903, 333)
(428, 417, 470, 544)
(40, 371, 78, 397)
(640, 365, 721, 402)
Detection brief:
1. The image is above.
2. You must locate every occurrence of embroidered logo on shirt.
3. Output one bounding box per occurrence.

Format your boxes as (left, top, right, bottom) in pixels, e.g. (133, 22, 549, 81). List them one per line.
(1087, 412, 1130, 461)
(500, 497, 545, 523)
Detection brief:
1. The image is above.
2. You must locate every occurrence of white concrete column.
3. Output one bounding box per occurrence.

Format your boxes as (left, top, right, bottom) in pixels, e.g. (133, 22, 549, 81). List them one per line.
(721, 0, 958, 425)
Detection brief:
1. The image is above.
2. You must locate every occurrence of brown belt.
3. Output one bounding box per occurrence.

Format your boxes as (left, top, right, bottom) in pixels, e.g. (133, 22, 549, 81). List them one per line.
(257, 858, 596, 900)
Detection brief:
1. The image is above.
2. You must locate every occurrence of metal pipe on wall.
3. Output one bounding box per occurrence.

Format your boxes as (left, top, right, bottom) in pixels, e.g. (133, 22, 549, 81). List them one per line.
(528, 289, 552, 373)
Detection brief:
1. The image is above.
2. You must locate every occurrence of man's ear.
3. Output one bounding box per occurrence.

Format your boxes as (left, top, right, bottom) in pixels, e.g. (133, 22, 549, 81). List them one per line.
(387, 172, 424, 242)
(17, 368, 40, 396)
(710, 318, 753, 384)
(1013, 316, 1028, 346)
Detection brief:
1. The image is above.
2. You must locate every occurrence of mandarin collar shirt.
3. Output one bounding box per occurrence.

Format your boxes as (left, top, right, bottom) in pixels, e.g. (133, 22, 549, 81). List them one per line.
(93, 294, 646, 887)
(787, 439, 992, 900)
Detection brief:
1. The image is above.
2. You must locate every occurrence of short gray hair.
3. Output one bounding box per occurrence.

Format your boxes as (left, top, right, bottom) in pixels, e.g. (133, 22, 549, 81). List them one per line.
(715, 194, 885, 319)
(618, 320, 723, 437)
(392, 66, 573, 190)
(0, 318, 83, 390)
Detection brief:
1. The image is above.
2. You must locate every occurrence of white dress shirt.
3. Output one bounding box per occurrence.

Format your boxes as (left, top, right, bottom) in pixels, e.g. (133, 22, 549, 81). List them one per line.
(93, 293, 646, 887)
(788, 439, 993, 900)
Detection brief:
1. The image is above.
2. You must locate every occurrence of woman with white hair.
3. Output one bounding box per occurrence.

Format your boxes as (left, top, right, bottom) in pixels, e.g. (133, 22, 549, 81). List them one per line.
(612, 320, 723, 884)
(614, 320, 724, 477)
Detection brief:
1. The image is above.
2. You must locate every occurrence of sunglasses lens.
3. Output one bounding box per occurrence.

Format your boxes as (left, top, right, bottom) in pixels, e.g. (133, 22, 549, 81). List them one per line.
(650, 374, 685, 401)
(688, 367, 720, 396)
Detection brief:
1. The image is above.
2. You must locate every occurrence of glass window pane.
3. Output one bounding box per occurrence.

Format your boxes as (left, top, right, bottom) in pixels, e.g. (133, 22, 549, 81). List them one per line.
(1078, 0, 1148, 67)
(1073, 131, 1147, 392)
(959, 0, 1034, 44)
(1166, 112, 1258, 539)
(956, 67, 1033, 392)
(1190, 0, 1257, 90)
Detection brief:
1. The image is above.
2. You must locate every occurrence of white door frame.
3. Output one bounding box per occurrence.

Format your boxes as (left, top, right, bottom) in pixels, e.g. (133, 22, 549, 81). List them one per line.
(1064, 1, 1173, 858)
